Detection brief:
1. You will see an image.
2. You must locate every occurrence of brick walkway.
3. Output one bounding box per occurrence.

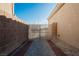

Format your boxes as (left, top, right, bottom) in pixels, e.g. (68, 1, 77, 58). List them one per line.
(8, 39, 66, 56)
(8, 40, 33, 56)
(24, 39, 56, 56)
(47, 40, 66, 56)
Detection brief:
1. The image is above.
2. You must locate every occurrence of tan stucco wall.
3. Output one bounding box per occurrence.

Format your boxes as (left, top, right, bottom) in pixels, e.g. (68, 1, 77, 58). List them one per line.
(48, 3, 79, 49)
(0, 3, 26, 24)
(0, 3, 14, 18)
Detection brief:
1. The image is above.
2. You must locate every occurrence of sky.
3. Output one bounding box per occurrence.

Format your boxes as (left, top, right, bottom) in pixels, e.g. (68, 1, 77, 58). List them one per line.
(14, 3, 56, 24)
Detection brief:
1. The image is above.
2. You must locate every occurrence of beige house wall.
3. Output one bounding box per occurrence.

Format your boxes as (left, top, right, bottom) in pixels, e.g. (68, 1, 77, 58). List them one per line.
(0, 3, 14, 18)
(48, 3, 79, 49)
(0, 3, 26, 24)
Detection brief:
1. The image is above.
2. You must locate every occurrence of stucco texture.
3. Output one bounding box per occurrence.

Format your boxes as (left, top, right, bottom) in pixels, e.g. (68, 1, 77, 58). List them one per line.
(48, 3, 79, 49)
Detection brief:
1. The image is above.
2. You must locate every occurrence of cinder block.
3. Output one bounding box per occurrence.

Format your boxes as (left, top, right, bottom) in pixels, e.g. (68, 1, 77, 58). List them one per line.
(0, 15, 28, 55)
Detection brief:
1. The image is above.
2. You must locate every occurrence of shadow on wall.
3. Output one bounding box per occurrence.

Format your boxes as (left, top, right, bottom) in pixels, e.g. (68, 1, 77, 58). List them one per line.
(0, 15, 28, 56)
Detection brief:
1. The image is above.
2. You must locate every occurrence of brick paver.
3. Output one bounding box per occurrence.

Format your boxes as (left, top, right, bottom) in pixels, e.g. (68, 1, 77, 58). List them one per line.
(8, 40, 33, 56)
(24, 39, 56, 56)
(47, 40, 66, 56)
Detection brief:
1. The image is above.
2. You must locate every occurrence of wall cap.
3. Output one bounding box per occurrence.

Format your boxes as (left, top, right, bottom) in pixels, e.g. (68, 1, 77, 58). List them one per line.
(48, 3, 65, 21)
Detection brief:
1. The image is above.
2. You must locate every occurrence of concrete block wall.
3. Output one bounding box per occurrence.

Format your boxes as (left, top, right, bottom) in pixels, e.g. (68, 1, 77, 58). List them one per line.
(0, 15, 28, 55)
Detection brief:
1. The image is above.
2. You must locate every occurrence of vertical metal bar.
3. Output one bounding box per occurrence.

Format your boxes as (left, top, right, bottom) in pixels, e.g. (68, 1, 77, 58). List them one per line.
(39, 25, 41, 40)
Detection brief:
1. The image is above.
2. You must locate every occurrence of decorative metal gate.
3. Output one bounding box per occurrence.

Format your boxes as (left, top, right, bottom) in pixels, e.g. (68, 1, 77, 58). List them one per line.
(29, 24, 48, 40)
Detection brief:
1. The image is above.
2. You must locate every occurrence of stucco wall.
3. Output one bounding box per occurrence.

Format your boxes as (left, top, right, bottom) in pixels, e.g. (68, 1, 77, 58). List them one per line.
(48, 3, 79, 49)
(0, 3, 13, 18)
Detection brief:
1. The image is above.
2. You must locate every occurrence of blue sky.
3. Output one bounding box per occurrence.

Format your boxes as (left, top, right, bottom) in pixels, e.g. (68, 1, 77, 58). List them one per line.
(14, 3, 56, 24)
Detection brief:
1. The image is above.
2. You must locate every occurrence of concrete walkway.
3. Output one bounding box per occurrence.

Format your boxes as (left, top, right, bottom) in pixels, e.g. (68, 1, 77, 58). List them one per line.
(24, 39, 56, 56)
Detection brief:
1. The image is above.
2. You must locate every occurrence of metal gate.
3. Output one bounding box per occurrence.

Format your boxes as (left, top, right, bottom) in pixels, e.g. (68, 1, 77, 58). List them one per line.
(29, 24, 48, 40)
